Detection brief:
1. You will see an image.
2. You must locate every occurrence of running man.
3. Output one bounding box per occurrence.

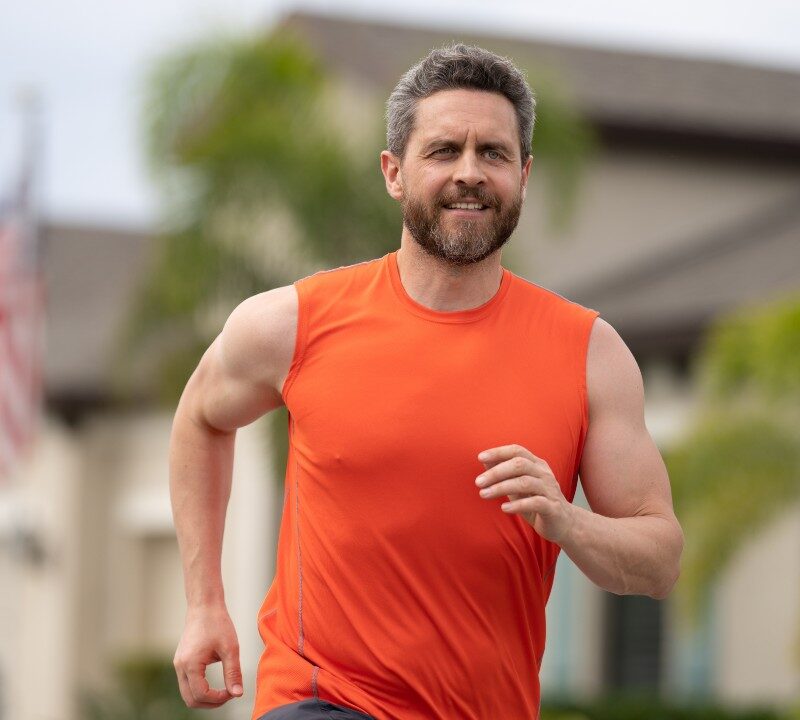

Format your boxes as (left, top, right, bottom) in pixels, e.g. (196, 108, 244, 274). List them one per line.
(170, 43, 684, 720)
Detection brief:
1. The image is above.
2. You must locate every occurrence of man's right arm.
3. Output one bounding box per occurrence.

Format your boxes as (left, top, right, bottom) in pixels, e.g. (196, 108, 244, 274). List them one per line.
(169, 284, 298, 709)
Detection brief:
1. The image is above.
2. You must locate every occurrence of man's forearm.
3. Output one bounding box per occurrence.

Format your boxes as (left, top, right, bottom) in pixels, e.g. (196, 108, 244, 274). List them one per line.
(559, 505, 683, 599)
(169, 403, 236, 609)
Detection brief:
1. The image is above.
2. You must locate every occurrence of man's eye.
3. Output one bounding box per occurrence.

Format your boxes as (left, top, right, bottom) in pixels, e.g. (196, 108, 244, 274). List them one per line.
(432, 147, 501, 159)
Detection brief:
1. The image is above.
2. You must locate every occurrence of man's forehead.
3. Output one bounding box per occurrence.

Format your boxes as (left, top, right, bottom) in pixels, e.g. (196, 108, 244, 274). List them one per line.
(417, 125, 515, 145)
(412, 90, 518, 146)
(413, 123, 518, 156)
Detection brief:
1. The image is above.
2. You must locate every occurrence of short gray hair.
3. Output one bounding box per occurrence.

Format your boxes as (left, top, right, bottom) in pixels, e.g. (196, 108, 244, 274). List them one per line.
(385, 43, 536, 167)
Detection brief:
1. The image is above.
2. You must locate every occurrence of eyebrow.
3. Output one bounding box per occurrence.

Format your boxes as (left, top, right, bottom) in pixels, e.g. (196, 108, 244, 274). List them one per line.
(421, 137, 516, 157)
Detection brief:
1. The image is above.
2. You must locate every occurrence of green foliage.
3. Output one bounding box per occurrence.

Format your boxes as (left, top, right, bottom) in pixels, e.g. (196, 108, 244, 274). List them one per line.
(526, 68, 598, 235)
(139, 29, 399, 267)
(80, 652, 215, 720)
(108, 223, 269, 406)
(697, 291, 800, 403)
(663, 292, 800, 654)
(114, 30, 402, 411)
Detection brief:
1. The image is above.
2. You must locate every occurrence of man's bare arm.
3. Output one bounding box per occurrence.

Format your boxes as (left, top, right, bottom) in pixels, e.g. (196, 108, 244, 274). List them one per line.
(169, 284, 297, 708)
(561, 317, 684, 600)
(171, 284, 297, 606)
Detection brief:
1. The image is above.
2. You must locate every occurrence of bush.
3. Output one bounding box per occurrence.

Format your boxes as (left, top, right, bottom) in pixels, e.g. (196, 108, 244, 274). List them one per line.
(79, 652, 221, 720)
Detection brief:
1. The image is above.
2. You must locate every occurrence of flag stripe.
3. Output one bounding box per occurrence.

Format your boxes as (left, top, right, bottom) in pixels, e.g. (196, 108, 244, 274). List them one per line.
(0, 194, 45, 483)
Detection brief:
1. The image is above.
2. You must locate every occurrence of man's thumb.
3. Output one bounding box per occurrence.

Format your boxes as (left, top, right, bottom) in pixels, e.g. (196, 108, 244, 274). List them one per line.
(222, 648, 243, 696)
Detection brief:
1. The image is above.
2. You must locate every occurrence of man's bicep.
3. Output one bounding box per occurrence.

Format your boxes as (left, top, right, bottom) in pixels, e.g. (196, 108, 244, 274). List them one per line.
(578, 318, 675, 520)
(183, 285, 297, 432)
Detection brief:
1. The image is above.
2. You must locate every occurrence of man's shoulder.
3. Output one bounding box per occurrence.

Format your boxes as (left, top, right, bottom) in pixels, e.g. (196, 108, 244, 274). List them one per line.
(296, 254, 385, 291)
(233, 285, 298, 334)
(509, 270, 599, 322)
(221, 285, 298, 389)
(585, 316, 642, 418)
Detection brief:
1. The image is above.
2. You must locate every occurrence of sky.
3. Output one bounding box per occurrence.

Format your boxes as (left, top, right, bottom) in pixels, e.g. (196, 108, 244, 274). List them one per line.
(2, 0, 800, 228)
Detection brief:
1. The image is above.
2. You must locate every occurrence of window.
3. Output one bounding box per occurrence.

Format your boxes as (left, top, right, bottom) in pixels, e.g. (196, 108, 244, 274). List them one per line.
(603, 593, 664, 692)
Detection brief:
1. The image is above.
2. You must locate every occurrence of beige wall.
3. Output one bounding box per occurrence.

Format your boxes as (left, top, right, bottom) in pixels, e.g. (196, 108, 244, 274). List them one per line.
(0, 408, 279, 720)
(0, 417, 83, 720)
(716, 500, 800, 703)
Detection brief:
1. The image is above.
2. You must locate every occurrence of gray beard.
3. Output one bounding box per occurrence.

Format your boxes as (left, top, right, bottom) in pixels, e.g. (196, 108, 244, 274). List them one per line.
(401, 190, 523, 266)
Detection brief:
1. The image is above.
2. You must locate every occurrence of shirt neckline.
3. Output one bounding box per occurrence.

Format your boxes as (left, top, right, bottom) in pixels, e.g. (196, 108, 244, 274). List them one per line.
(386, 249, 511, 324)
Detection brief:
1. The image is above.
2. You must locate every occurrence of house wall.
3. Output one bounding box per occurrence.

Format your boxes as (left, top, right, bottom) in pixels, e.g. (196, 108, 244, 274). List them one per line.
(0, 408, 279, 720)
(0, 417, 83, 720)
(90, 409, 279, 720)
(715, 500, 800, 704)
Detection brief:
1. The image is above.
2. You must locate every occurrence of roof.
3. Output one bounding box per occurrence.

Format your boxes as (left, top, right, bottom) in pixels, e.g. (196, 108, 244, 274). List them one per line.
(41, 220, 158, 408)
(277, 9, 800, 148)
(566, 189, 800, 354)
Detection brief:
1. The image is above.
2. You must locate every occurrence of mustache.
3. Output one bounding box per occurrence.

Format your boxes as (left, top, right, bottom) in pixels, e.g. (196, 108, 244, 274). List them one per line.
(439, 191, 496, 207)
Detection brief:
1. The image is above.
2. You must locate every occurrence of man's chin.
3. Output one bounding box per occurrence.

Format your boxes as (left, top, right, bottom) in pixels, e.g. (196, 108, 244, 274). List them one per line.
(428, 239, 501, 266)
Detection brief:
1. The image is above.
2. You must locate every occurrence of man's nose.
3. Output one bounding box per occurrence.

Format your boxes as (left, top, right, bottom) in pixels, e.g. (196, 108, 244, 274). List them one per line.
(452, 149, 486, 186)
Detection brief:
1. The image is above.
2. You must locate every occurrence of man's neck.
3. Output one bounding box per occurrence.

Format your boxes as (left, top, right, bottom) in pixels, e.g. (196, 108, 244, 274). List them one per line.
(395, 232, 504, 313)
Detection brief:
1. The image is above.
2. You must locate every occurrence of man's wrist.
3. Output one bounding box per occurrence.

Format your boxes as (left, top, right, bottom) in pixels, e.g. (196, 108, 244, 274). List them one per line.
(558, 503, 584, 550)
(187, 590, 226, 610)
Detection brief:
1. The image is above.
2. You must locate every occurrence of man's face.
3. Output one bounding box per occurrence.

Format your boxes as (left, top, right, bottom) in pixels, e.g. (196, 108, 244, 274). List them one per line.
(382, 88, 532, 266)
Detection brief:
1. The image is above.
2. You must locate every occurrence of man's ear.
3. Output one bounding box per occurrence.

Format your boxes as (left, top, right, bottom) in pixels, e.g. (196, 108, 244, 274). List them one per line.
(520, 154, 533, 202)
(380, 150, 404, 201)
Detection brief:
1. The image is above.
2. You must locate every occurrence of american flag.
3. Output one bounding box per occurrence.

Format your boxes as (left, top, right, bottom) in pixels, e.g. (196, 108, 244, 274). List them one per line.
(0, 92, 46, 484)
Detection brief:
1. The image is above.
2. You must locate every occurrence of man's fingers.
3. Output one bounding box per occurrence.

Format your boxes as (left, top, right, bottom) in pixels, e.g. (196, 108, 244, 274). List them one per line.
(478, 444, 538, 464)
(178, 668, 223, 708)
(221, 645, 244, 696)
(176, 668, 192, 706)
(476, 455, 542, 487)
(479, 474, 545, 500)
(186, 663, 231, 706)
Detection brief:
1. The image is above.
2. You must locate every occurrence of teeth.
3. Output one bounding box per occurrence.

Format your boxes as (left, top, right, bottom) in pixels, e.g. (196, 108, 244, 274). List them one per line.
(446, 203, 485, 210)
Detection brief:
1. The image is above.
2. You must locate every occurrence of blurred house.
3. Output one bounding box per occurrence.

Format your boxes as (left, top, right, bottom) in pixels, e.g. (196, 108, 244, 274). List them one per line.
(1, 8, 799, 720)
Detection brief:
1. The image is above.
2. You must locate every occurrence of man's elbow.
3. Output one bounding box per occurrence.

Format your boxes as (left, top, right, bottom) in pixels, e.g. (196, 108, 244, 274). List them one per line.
(651, 520, 684, 600)
(650, 565, 681, 600)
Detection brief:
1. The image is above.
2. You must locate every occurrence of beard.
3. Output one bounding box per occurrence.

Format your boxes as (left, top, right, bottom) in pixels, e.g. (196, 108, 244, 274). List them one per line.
(400, 184, 524, 266)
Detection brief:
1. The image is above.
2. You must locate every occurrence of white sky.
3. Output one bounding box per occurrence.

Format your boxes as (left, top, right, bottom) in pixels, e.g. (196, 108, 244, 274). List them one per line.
(2, 0, 800, 228)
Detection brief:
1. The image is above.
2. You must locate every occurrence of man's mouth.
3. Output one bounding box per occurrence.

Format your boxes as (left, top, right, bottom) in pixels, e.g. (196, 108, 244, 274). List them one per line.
(442, 202, 490, 213)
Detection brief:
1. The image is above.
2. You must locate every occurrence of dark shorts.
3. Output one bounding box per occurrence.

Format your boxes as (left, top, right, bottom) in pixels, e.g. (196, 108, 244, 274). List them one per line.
(256, 698, 376, 720)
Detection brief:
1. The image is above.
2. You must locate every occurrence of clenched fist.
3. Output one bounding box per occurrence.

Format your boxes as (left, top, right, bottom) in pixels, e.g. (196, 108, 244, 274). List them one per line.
(173, 604, 244, 708)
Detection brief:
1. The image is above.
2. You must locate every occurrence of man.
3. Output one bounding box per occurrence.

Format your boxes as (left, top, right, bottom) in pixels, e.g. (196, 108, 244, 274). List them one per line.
(170, 43, 684, 720)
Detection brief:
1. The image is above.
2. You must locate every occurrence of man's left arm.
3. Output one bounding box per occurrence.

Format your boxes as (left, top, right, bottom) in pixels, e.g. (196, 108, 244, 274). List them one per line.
(562, 317, 684, 599)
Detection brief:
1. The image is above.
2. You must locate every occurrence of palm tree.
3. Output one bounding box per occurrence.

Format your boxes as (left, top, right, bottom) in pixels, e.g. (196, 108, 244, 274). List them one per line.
(664, 291, 800, 668)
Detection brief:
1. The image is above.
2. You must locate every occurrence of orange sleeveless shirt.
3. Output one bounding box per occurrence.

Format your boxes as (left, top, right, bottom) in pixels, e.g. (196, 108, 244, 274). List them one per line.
(251, 250, 600, 720)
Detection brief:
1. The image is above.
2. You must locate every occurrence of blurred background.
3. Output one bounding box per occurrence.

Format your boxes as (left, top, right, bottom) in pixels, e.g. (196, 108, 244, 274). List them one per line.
(1, 1, 799, 719)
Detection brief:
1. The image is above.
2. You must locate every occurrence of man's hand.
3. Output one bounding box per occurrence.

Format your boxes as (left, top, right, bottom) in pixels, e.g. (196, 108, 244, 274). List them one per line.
(173, 604, 244, 709)
(475, 444, 575, 546)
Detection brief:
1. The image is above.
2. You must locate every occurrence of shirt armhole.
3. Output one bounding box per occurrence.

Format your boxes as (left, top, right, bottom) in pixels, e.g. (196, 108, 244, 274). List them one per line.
(573, 308, 600, 486)
(280, 278, 309, 405)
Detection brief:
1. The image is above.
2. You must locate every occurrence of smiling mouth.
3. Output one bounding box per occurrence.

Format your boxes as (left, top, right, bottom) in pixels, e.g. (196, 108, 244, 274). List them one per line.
(442, 204, 491, 213)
